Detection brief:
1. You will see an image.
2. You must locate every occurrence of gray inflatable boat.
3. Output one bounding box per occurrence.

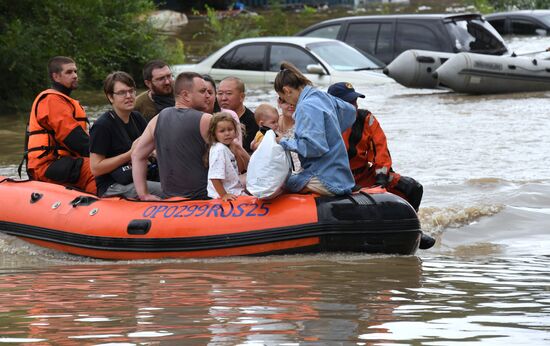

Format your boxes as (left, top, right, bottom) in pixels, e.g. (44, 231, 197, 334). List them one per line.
(383, 49, 455, 89)
(433, 52, 550, 94)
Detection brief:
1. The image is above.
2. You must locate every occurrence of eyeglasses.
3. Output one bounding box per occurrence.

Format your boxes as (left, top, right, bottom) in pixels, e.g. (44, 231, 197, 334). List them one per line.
(152, 74, 173, 83)
(112, 88, 136, 97)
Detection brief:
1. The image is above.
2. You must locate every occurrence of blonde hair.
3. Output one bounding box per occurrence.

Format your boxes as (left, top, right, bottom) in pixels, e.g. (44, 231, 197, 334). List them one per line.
(253, 103, 279, 125)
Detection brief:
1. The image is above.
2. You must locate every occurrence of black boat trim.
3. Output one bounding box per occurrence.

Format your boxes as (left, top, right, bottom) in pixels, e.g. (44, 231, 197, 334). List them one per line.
(0, 220, 420, 253)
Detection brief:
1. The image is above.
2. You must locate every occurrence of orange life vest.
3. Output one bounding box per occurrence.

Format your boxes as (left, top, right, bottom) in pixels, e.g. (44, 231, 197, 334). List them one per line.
(342, 109, 393, 185)
(25, 89, 89, 171)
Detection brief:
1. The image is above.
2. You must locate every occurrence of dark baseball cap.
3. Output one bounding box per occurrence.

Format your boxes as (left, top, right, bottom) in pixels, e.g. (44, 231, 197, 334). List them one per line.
(327, 82, 365, 103)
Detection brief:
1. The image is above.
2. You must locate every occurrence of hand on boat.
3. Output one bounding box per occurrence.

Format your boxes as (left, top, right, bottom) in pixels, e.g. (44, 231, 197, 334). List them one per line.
(139, 193, 162, 201)
(221, 193, 238, 201)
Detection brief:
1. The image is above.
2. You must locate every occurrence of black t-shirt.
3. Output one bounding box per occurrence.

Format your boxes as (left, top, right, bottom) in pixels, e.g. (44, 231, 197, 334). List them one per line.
(89, 110, 147, 196)
(240, 107, 259, 154)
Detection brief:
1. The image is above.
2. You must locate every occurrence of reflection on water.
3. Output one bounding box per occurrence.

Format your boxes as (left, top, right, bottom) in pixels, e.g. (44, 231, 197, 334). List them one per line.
(0, 255, 549, 344)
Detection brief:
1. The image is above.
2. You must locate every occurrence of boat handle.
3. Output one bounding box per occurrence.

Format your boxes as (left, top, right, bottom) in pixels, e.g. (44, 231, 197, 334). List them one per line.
(70, 195, 98, 207)
(30, 192, 43, 204)
(416, 56, 435, 63)
(127, 219, 151, 235)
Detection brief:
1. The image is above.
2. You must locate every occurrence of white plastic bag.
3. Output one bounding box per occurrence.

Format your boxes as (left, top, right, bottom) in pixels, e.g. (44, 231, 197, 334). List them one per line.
(246, 130, 292, 199)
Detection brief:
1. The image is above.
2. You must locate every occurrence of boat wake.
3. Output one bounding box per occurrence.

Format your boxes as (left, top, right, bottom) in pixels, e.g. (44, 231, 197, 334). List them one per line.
(418, 203, 504, 234)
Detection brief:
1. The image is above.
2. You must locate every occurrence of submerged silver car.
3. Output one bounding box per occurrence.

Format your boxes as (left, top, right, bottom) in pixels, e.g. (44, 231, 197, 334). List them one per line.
(172, 37, 392, 86)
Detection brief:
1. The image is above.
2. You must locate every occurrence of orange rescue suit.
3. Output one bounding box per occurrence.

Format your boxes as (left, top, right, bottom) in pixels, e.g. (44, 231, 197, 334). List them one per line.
(25, 89, 96, 194)
(343, 109, 398, 187)
(343, 109, 423, 211)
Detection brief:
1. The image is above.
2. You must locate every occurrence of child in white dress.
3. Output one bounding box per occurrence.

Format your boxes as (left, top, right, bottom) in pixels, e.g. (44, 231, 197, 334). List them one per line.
(206, 112, 246, 201)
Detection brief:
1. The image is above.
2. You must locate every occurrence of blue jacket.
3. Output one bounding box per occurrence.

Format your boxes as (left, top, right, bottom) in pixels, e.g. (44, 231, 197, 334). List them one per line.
(280, 85, 356, 195)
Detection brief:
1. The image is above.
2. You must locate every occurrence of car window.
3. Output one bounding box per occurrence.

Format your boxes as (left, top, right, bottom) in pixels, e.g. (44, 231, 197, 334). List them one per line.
(269, 44, 318, 73)
(511, 19, 544, 35)
(302, 24, 341, 39)
(395, 23, 442, 53)
(308, 41, 381, 71)
(541, 15, 550, 27)
(488, 18, 506, 34)
(376, 23, 394, 63)
(213, 44, 266, 71)
(445, 18, 507, 54)
(344, 23, 378, 54)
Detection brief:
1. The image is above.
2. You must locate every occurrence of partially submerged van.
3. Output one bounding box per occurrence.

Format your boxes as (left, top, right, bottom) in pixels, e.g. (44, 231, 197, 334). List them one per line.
(296, 13, 508, 64)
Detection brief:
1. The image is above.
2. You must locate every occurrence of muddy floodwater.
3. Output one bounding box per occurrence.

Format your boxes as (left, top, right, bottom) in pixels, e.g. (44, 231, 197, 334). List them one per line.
(0, 36, 549, 345)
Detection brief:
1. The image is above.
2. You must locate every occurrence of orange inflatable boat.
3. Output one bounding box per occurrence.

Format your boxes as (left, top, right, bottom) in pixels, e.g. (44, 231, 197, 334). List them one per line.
(0, 176, 422, 259)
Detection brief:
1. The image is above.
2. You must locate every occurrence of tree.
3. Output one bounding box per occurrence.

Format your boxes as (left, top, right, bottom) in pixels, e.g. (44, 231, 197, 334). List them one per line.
(0, 0, 184, 112)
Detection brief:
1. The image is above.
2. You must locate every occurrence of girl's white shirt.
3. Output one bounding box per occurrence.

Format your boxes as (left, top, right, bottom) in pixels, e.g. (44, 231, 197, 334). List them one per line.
(207, 142, 245, 199)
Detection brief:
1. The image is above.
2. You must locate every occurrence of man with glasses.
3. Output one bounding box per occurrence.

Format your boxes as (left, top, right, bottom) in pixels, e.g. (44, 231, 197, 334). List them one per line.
(135, 60, 175, 122)
(22, 56, 96, 194)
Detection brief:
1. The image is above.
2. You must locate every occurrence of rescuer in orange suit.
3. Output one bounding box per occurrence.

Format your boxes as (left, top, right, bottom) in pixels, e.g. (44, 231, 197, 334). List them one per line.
(22, 56, 96, 194)
(328, 82, 435, 249)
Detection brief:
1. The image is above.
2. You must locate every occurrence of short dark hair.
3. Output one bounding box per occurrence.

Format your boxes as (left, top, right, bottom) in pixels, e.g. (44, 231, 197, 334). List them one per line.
(143, 59, 168, 81)
(202, 74, 217, 91)
(103, 71, 136, 97)
(47, 56, 75, 82)
(174, 71, 203, 95)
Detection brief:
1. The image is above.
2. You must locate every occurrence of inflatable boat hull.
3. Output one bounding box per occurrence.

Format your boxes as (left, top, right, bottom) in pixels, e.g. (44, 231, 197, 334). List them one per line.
(383, 49, 455, 89)
(0, 177, 421, 259)
(434, 52, 550, 94)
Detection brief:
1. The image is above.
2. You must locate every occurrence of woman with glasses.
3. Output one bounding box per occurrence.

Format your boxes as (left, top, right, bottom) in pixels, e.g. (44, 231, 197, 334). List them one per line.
(89, 71, 163, 198)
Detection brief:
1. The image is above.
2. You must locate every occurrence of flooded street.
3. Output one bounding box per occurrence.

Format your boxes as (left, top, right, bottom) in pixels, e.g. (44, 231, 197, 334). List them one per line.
(0, 36, 549, 344)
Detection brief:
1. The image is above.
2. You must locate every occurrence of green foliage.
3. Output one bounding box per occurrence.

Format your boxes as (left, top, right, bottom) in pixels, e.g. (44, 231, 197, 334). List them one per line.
(466, 0, 495, 13)
(0, 0, 184, 112)
(194, 1, 319, 54)
(194, 4, 263, 53)
(488, 0, 550, 9)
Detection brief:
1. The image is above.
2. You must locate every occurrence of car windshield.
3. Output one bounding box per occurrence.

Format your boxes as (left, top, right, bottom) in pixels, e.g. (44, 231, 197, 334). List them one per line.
(307, 41, 382, 71)
(445, 18, 508, 55)
(540, 14, 550, 27)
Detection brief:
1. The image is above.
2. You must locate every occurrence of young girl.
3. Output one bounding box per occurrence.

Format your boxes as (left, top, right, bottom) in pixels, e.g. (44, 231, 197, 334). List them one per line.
(206, 112, 246, 201)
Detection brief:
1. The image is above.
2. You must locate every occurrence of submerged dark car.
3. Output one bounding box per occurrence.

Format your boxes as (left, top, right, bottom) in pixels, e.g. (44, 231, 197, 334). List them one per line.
(296, 13, 508, 64)
(486, 10, 550, 36)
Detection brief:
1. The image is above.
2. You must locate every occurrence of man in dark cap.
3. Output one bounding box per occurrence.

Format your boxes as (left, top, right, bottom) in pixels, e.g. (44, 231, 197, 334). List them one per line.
(328, 82, 434, 249)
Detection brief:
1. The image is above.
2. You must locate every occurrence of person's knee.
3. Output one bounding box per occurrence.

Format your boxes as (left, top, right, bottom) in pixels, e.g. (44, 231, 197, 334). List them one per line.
(44, 157, 83, 183)
(394, 176, 423, 211)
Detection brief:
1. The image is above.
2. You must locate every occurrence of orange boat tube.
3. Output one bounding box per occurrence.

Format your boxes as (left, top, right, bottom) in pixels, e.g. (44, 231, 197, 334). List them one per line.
(0, 176, 421, 259)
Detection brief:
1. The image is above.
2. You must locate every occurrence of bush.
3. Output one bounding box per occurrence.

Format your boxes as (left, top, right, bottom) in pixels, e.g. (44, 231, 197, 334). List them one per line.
(0, 0, 184, 112)
(488, 0, 550, 9)
(193, 1, 320, 55)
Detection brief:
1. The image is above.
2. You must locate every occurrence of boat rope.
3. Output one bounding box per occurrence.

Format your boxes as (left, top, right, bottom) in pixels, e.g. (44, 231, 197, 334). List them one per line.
(510, 64, 550, 73)
(0, 177, 30, 184)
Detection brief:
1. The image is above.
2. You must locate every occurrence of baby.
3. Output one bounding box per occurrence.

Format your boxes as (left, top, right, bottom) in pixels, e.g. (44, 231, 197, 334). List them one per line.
(250, 103, 279, 151)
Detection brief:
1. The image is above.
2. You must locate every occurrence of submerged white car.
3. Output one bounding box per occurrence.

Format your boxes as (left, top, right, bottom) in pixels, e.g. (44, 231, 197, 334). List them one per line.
(172, 37, 392, 86)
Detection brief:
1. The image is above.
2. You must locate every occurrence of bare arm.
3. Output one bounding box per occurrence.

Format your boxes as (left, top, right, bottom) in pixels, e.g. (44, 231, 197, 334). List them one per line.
(229, 141, 250, 173)
(131, 116, 159, 200)
(199, 112, 213, 142)
(211, 179, 237, 201)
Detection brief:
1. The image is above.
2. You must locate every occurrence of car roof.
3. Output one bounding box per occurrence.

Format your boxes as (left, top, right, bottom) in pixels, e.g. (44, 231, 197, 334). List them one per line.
(299, 12, 483, 26)
(224, 36, 342, 45)
(485, 10, 550, 18)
